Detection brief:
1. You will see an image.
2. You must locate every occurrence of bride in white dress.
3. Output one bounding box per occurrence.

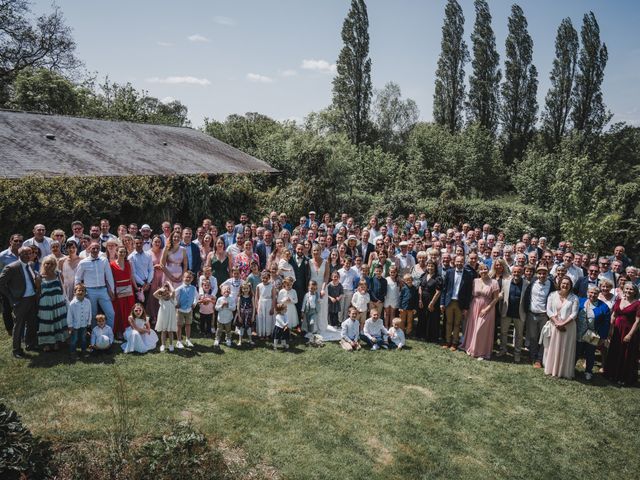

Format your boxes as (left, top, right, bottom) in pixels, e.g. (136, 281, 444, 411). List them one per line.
(309, 245, 337, 338)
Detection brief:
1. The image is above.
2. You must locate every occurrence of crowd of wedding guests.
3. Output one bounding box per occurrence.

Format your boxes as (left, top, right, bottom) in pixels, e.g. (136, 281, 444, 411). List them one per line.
(0, 212, 638, 386)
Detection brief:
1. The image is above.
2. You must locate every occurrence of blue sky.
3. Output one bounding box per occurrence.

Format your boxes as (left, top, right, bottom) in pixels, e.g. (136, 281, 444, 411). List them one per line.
(33, 0, 640, 128)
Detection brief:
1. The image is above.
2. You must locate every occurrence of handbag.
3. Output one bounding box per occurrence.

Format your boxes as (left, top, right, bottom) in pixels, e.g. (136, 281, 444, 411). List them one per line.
(581, 329, 600, 346)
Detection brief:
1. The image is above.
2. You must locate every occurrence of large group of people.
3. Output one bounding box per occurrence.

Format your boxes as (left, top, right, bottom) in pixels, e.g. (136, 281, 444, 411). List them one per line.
(0, 212, 638, 386)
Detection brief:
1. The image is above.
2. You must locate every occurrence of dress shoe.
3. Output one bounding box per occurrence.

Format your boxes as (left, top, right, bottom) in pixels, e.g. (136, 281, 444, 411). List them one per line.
(12, 351, 25, 359)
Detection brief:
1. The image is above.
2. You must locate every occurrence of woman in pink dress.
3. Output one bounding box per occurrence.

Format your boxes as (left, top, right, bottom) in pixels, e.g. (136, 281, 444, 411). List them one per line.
(604, 282, 640, 386)
(161, 231, 188, 288)
(146, 235, 165, 323)
(110, 246, 137, 338)
(462, 263, 500, 360)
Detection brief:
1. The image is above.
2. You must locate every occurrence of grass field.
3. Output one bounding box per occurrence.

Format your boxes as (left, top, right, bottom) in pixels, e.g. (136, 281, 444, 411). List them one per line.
(1, 330, 639, 480)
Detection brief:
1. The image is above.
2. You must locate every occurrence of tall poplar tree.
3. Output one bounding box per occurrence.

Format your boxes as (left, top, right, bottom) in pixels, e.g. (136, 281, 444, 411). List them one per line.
(433, 0, 468, 133)
(331, 0, 372, 145)
(571, 12, 609, 136)
(542, 18, 579, 149)
(466, 0, 501, 133)
(500, 4, 538, 165)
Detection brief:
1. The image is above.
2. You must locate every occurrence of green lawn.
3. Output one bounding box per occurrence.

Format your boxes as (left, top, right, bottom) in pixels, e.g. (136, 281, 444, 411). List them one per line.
(1, 331, 639, 480)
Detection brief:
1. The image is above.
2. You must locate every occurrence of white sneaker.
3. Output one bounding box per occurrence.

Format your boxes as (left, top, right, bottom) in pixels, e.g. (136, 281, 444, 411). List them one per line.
(168, 344, 174, 352)
(159, 345, 165, 353)
(382, 344, 389, 350)
(175, 341, 184, 349)
(185, 339, 194, 348)
(226, 339, 232, 347)
(585, 372, 593, 381)
(372, 344, 380, 351)
(237, 339, 242, 346)
(213, 339, 219, 347)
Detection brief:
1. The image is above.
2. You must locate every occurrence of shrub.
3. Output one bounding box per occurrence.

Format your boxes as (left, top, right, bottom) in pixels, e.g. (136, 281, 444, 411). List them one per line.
(0, 401, 52, 480)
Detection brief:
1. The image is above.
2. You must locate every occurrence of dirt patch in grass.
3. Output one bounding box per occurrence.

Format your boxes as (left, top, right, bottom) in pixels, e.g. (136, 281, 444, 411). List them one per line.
(218, 440, 281, 479)
(367, 436, 393, 467)
(404, 384, 436, 400)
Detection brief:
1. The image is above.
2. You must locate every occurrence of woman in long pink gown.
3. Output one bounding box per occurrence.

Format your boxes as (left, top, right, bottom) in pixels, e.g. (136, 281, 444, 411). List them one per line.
(161, 231, 188, 288)
(462, 263, 500, 360)
(544, 276, 579, 379)
(146, 235, 165, 323)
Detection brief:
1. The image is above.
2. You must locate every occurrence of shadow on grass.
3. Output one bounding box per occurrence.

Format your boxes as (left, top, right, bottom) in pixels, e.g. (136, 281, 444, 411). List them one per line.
(27, 348, 118, 368)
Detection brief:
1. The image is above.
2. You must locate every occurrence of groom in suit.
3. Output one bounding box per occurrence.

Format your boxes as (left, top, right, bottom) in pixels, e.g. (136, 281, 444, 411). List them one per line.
(290, 243, 310, 320)
(0, 247, 39, 358)
(440, 255, 474, 350)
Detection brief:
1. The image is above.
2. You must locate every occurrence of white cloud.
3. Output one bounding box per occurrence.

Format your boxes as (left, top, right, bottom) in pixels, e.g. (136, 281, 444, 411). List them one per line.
(301, 59, 337, 74)
(146, 76, 211, 86)
(160, 96, 176, 104)
(187, 34, 210, 43)
(214, 16, 236, 26)
(156, 41, 173, 47)
(247, 73, 274, 83)
(279, 69, 298, 77)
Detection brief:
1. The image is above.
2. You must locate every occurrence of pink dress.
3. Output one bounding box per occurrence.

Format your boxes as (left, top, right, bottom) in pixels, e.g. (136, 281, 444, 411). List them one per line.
(163, 247, 185, 288)
(146, 248, 164, 322)
(463, 278, 499, 359)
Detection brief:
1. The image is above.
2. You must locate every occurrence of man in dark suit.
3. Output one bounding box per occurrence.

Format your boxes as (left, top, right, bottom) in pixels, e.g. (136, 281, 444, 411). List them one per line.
(358, 229, 375, 265)
(255, 230, 275, 271)
(180, 228, 202, 285)
(574, 264, 600, 298)
(290, 243, 310, 320)
(440, 255, 474, 350)
(0, 247, 39, 358)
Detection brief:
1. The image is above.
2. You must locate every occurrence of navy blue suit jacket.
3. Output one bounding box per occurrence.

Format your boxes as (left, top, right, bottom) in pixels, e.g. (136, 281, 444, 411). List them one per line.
(440, 268, 474, 310)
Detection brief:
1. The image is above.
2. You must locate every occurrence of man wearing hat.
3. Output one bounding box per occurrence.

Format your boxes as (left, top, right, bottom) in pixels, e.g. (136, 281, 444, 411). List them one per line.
(305, 211, 317, 229)
(140, 224, 153, 252)
(396, 241, 416, 277)
(522, 264, 556, 368)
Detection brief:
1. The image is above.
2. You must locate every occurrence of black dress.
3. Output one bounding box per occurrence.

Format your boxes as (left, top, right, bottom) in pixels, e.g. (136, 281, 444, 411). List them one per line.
(417, 274, 443, 342)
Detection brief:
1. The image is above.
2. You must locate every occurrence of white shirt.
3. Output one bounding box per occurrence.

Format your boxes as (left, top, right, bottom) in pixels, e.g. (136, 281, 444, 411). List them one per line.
(91, 324, 114, 346)
(215, 295, 236, 324)
(339, 266, 358, 291)
(530, 280, 552, 314)
(274, 313, 289, 329)
(351, 290, 370, 313)
(551, 264, 583, 285)
(388, 327, 406, 348)
(75, 255, 115, 291)
(363, 317, 388, 339)
(341, 318, 360, 341)
(452, 269, 464, 300)
(67, 297, 92, 329)
(20, 261, 37, 297)
(396, 252, 416, 275)
(23, 236, 53, 258)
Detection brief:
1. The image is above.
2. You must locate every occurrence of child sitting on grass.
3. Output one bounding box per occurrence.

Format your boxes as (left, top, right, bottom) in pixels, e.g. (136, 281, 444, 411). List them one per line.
(361, 308, 389, 350)
(273, 302, 290, 350)
(388, 317, 406, 350)
(340, 306, 361, 351)
(122, 303, 158, 354)
(90, 314, 114, 353)
(215, 285, 236, 348)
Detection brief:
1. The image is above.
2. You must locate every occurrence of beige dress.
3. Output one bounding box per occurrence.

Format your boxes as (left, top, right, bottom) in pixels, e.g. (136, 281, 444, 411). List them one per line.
(543, 292, 579, 379)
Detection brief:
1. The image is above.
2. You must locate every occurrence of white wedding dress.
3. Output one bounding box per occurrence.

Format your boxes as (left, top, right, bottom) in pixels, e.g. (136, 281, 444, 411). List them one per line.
(309, 259, 341, 341)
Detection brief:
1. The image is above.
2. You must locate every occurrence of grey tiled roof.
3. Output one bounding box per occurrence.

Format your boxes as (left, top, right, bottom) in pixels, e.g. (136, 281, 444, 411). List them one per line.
(0, 110, 277, 178)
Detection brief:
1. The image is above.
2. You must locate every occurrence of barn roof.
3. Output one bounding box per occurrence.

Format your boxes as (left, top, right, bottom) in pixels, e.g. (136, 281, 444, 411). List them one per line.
(0, 110, 277, 178)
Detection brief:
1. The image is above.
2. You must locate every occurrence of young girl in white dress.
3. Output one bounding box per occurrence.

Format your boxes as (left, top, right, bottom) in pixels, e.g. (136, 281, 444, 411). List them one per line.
(255, 271, 275, 339)
(277, 276, 299, 329)
(122, 303, 158, 354)
(154, 282, 177, 352)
